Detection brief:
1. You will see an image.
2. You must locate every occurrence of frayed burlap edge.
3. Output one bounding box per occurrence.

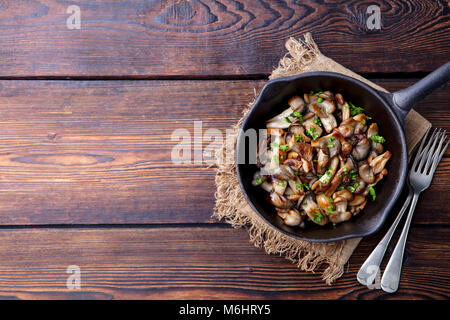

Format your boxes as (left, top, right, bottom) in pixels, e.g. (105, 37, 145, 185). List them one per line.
(212, 33, 430, 285)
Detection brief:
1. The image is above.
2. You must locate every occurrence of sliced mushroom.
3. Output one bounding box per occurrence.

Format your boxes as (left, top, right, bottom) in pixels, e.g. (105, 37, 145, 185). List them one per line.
(353, 114, 368, 134)
(318, 91, 334, 100)
(309, 101, 337, 133)
(266, 107, 295, 129)
(289, 125, 311, 143)
(335, 93, 345, 105)
(260, 181, 273, 193)
(291, 142, 314, 173)
(331, 130, 352, 155)
(324, 160, 352, 197)
(354, 179, 366, 194)
(302, 118, 323, 140)
(328, 211, 352, 224)
(287, 177, 306, 195)
(358, 161, 375, 184)
(277, 208, 303, 226)
(316, 149, 330, 175)
(272, 164, 296, 181)
(283, 158, 302, 171)
(288, 96, 305, 112)
(301, 196, 329, 226)
(369, 151, 392, 174)
(316, 193, 334, 213)
(349, 195, 366, 206)
(272, 177, 287, 195)
(350, 198, 367, 216)
(367, 123, 378, 138)
(251, 171, 266, 186)
(268, 192, 293, 209)
(352, 136, 370, 160)
(341, 103, 351, 121)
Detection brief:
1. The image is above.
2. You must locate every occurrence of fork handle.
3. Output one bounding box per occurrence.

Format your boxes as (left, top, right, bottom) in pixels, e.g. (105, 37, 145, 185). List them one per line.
(381, 193, 420, 293)
(357, 190, 413, 286)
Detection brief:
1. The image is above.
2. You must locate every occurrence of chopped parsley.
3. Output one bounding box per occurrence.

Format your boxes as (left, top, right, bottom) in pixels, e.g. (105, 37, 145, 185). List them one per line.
(369, 186, 376, 201)
(317, 97, 324, 103)
(313, 118, 322, 126)
(348, 101, 364, 116)
(327, 205, 334, 213)
(279, 144, 289, 151)
(371, 135, 386, 144)
(290, 111, 303, 123)
(285, 116, 292, 124)
(327, 136, 336, 148)
(255, 177, 262, 184)
(270, 142, 279, 148)
(278, 181, 286, 187)
(296, 183, 310, 191)
(295, 134, 302, 142)
(306, 127, 319, 140)
(312, 209, 324, 223)
(314, 90, 324, 96)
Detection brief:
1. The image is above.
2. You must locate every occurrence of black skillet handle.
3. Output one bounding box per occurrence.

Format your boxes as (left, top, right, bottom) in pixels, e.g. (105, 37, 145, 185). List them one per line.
(389, 61, 450, 123)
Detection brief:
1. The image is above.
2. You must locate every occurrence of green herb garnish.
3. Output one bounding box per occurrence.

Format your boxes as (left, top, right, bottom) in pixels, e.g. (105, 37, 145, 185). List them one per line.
(371, 135, 386, 144)
(306, 127, 319, 140)
(369, 186, 376, 201)
(285, 116, 292, 124)
(314, 118, 322, 126)
(349, 101, 364, 116)
(317, 97, 324, 103)
(295, 134, 302, 142)
(255, 177, 262, 184)
(279, 144, 289, 151)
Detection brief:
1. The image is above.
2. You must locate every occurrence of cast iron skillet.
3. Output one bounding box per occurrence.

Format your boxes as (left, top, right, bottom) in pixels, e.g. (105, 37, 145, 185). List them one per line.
(236, 62, 450, 242)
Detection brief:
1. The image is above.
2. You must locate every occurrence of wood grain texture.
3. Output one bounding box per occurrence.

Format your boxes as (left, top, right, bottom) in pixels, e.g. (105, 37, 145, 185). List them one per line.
(0, 0, 448, 77)
(0, 79, 448, 225)
(0, 226, 447, 300)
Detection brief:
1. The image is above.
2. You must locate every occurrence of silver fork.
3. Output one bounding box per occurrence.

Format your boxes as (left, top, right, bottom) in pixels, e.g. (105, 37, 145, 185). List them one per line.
(357, 128, 449, 292)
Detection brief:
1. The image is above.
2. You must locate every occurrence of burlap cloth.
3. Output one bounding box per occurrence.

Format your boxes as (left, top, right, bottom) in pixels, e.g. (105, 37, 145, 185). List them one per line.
(213, 33, 431, 284)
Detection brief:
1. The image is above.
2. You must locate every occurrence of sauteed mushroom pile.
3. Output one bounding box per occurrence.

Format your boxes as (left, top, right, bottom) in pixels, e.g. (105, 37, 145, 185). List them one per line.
(253, 90, 391, 228)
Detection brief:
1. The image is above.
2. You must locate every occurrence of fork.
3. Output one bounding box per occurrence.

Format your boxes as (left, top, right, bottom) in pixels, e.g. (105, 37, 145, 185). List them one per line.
(357, 127, 449, 292)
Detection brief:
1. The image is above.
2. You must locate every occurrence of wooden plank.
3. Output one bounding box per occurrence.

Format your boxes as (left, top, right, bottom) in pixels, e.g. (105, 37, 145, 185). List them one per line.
(0, 226, 447, 299)
(0, 0, 448, 77)
(0, 79, 448, 225)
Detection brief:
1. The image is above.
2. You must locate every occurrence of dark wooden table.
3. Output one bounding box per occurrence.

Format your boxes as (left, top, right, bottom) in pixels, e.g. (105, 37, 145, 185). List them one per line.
(0, 0, 448, 300)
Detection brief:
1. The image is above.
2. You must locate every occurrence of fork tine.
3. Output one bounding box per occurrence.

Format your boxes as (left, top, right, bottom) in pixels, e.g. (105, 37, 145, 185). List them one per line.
(430, 137, 449, 175)
(416, 128, 440, 172)
(423, 130, 445, 174)
(412, 127, 431, 169)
